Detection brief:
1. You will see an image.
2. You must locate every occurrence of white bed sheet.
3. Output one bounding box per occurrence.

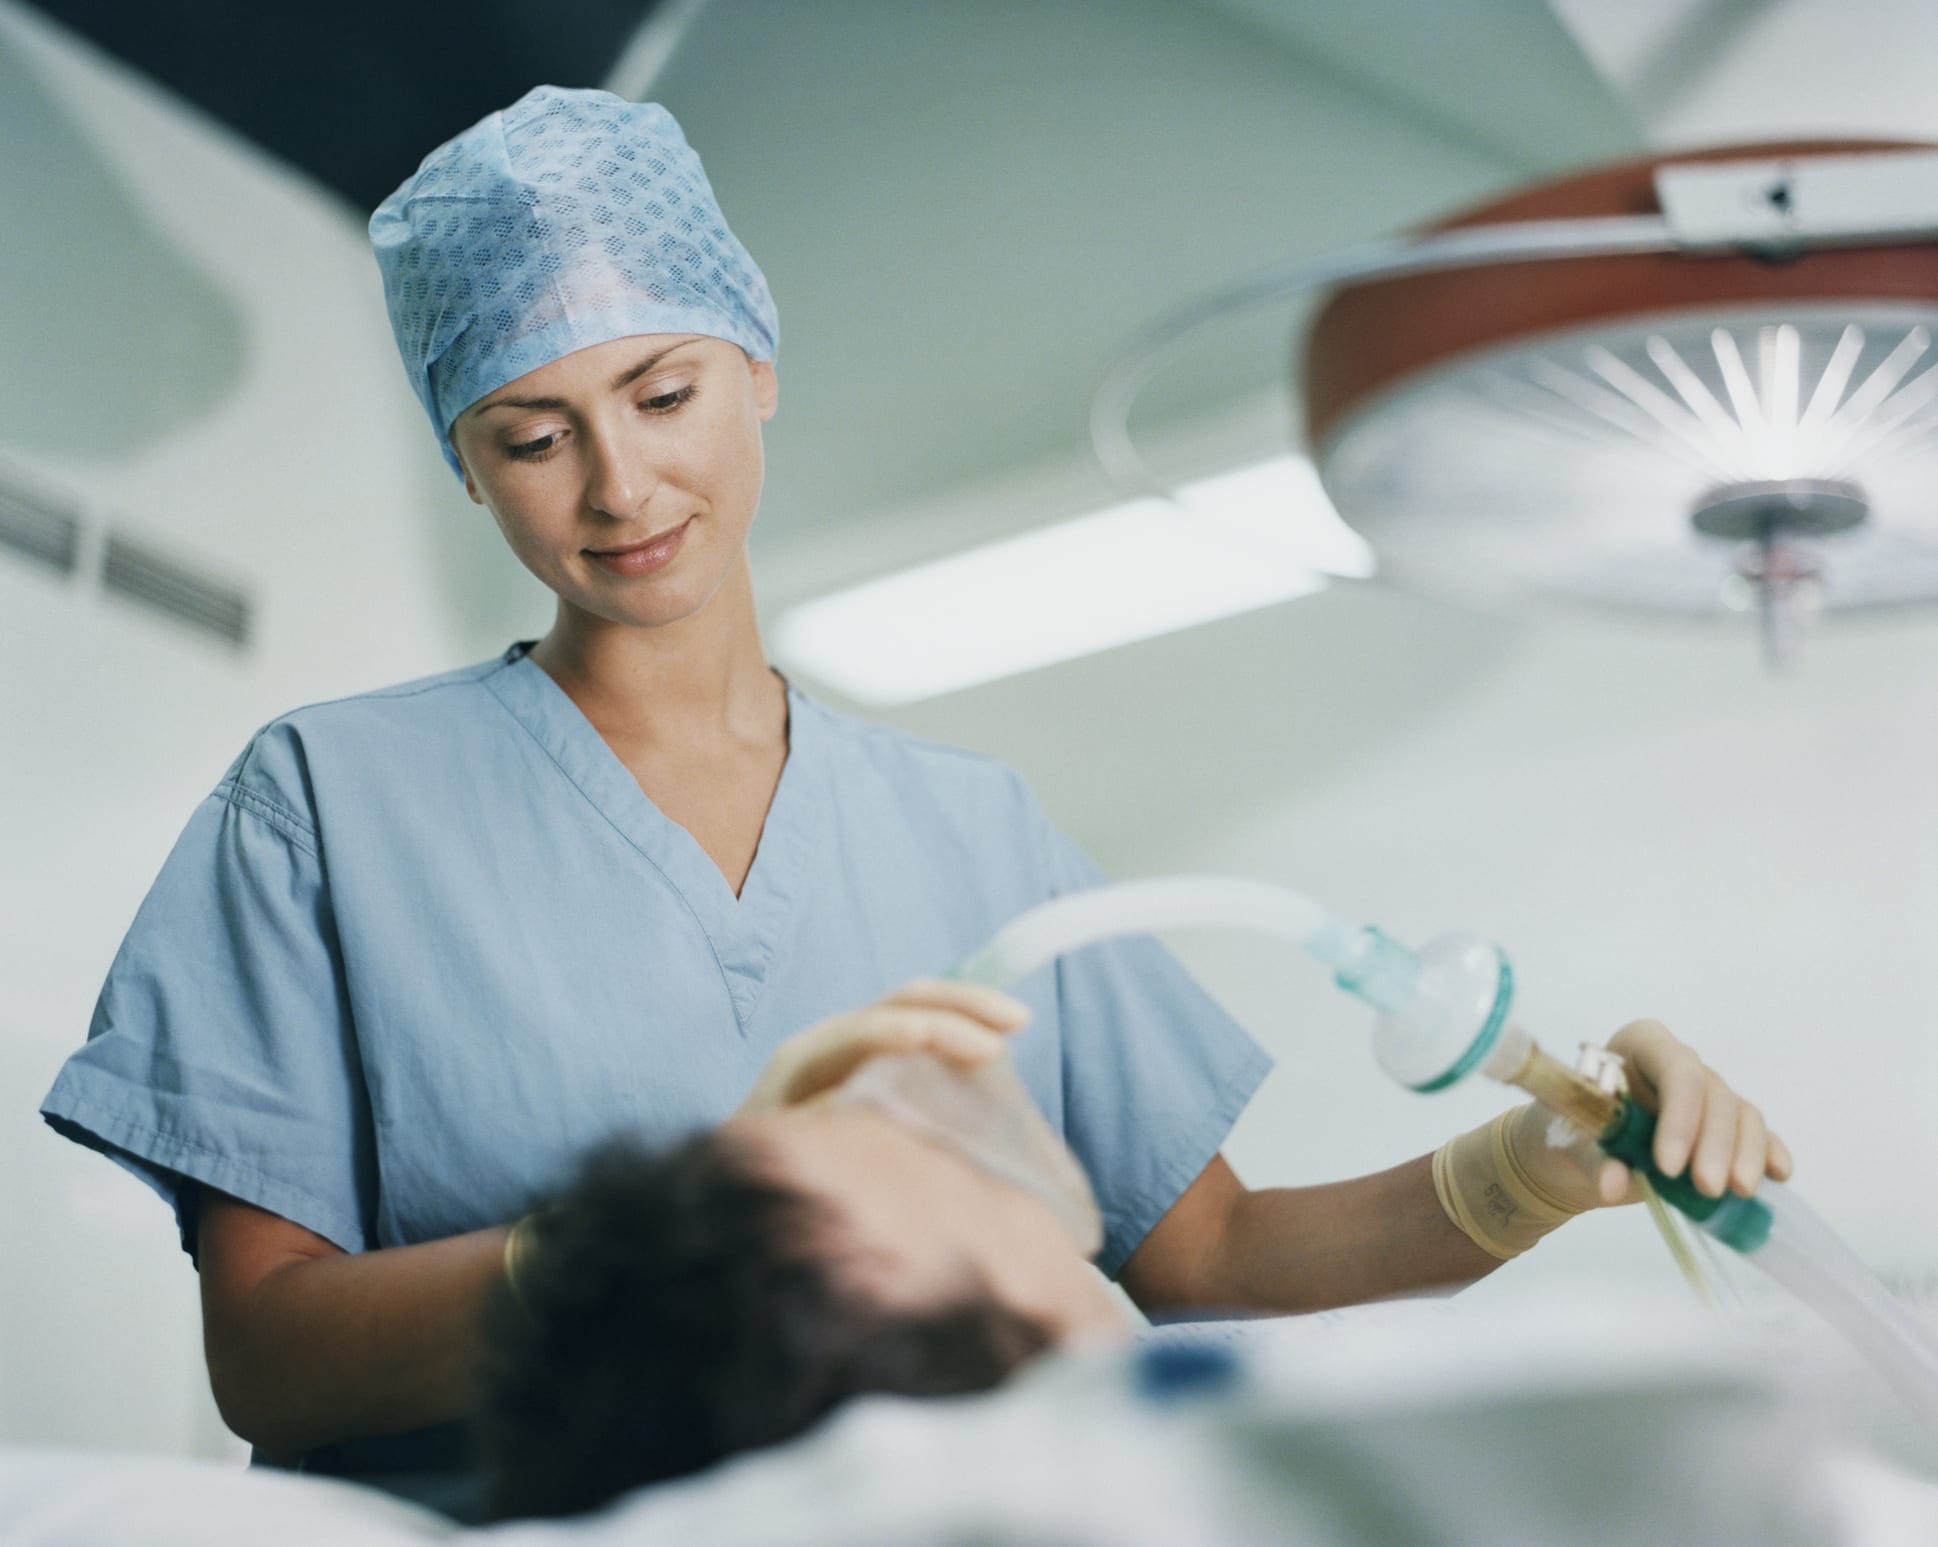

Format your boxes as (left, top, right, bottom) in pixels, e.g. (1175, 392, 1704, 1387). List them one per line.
(7, 1285, 1936, 1546)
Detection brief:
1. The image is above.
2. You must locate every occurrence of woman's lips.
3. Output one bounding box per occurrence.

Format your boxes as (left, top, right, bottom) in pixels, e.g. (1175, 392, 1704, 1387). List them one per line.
(586, 517, 693, 576)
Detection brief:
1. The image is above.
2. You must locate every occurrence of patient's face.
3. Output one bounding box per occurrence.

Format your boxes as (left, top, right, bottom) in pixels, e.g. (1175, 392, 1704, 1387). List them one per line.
(737, 1105, 1133, 1346)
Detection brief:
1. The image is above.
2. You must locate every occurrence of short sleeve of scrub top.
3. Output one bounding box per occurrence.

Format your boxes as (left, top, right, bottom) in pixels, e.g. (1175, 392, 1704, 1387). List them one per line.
(41, 724, 373, 1259)
(1029, 815, 1275, 1274)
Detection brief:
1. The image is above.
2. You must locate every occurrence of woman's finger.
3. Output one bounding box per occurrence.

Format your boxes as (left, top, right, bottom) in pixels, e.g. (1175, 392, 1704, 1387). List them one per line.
(831, 1005, 1002, 1071)
(1767, 1131, 1794, 1182)
(882, 978, 1032, 1030)
(817, 1007, 1005, 1088)
(1606, 1018, 1673, 1109)
(885, 1006, 1010, 1065)
(744, 986, 1032, 1115)
(1688, 1071, 1741, 1199)
(1639, 1045, 1708, 1179)
(1728, 1101, 1769, 1197)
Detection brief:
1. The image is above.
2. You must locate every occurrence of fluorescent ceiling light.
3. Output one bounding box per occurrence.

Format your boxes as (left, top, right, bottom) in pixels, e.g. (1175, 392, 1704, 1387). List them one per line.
(774, 455, 1375, 706)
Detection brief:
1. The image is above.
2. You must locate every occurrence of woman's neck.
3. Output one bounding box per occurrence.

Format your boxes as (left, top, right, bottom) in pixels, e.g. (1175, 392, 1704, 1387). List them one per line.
(529, 559, 786, 749)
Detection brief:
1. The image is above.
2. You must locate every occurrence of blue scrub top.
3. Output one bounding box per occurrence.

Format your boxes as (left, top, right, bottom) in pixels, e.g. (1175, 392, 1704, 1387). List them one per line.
(41, 643, 1270, 1505)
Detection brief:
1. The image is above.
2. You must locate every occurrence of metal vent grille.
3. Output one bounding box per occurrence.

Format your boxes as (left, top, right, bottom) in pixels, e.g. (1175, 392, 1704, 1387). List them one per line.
(0, 472, 81, 574)
(0, 463, 256, 650)
(102, 533, 252, 648)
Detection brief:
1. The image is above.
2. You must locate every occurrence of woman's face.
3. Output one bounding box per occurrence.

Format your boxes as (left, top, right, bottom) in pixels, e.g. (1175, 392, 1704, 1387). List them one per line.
(448, 333, 778, 631)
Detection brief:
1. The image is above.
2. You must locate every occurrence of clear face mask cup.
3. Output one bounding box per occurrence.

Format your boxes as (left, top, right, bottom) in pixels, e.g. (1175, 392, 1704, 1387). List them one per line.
(829, 1050, 1106, 1258)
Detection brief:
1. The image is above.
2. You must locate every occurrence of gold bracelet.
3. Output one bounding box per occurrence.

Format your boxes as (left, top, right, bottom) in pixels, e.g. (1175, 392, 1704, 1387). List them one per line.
(503, 1214, 537, 1312)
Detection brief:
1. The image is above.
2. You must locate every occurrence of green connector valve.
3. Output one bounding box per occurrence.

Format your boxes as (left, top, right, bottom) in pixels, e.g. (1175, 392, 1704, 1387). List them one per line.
(1598, 1100, 1774, 1253)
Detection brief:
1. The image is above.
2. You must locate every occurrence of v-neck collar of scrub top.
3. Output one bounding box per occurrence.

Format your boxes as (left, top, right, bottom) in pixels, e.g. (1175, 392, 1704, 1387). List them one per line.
(482, 641, 820, 1033)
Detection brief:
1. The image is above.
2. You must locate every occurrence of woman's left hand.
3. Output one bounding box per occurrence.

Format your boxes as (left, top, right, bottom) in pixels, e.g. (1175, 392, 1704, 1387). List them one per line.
(1594, 1018, 1795, 1205)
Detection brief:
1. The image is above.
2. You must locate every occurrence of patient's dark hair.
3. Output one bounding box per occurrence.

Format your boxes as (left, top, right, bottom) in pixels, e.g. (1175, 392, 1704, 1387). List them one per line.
(476, 1130, 1052, 1521)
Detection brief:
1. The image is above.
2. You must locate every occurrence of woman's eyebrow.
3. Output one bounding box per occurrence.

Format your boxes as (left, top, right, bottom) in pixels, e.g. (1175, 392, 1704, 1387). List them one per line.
(608, 340, 700, 390)
(471, 342, 702, 416)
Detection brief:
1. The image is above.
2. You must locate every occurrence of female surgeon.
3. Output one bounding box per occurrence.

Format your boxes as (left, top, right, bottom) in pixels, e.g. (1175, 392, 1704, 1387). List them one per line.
(41, 87, 1788, 1520)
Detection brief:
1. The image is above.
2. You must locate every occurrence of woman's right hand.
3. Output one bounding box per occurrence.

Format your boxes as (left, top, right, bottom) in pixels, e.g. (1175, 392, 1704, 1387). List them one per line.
(735, 979, 1032, 1114)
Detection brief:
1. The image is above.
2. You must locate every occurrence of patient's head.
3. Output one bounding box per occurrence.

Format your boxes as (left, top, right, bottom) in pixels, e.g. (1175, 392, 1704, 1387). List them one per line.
(478, 1101, 1126, 1520)
(744, 1098, 1127, 1343)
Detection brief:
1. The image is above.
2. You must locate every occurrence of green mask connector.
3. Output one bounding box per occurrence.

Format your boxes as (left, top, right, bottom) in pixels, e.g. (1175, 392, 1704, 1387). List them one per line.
(1598, 1100, 1774, 1253)
(1319, 923, 1422, 1013)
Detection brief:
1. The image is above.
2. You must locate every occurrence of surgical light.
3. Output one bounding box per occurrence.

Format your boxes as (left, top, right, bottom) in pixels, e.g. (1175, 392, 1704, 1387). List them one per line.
(1096, 141, 1938, 671)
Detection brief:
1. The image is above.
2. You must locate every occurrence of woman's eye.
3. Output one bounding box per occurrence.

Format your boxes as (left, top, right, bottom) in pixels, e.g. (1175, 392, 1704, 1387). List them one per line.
(642, 384, 697, 414)
(506, 433, 560, 461)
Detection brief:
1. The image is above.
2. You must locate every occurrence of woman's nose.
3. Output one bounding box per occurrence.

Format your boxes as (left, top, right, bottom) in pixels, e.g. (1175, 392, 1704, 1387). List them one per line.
(583, 427, 659, 518)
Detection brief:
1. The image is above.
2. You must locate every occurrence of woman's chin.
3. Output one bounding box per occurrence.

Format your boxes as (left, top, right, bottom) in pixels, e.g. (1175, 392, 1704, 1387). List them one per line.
(572, 585, 719, 634)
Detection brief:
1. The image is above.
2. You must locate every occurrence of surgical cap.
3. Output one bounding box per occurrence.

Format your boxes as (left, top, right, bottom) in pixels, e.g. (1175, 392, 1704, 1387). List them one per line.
(370, 86, 779, 477)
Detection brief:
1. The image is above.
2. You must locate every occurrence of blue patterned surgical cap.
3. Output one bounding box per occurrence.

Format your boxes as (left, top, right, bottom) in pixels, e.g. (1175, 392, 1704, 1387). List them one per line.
(370, 86, 779, 476)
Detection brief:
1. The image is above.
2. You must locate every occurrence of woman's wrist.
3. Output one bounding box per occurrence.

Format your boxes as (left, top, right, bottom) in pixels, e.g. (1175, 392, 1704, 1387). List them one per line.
(1432, 1106, 1593, 1259)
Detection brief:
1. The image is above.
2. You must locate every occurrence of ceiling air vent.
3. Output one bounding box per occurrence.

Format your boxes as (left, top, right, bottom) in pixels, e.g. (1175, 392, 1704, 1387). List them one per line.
(0, 470, 81, 575)
(102, 532, 252, 648)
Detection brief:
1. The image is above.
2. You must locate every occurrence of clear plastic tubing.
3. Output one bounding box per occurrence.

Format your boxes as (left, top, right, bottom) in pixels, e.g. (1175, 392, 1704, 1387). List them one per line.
(953, 875, 1498, 1093)
(1750, 1182, 1938, 1432)
(953, 875, 1340, 986)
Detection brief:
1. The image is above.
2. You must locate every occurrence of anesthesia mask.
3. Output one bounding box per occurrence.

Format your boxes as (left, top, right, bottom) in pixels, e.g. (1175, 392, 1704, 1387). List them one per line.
(830, 1051, 1106, 1258)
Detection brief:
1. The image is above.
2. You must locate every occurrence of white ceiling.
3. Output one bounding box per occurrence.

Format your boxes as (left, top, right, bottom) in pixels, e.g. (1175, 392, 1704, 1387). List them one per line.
(1552, 0, 1938, 148)
(632, 0, 1938, 614)
(648, 0, 1640, 570)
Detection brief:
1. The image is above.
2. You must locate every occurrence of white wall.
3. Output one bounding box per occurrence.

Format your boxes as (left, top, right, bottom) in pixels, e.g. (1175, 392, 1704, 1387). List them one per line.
(0, 1, 550, 1458)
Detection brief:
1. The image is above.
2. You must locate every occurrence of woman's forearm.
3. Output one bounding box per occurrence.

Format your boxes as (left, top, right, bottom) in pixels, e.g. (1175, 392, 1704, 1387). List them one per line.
(1204, 1155, 1505, 1314)
(199, 1203, 511, 1457)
